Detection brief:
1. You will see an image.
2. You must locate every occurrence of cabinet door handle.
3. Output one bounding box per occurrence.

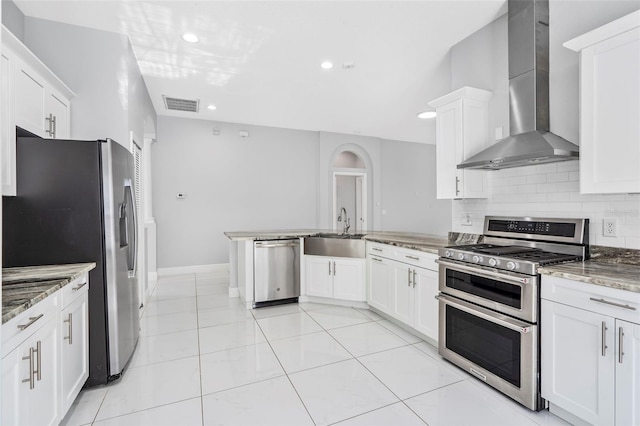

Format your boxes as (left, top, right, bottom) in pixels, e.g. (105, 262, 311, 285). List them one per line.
(64, 313, 73, 344)
(328, 261, 332, 276)
(371, 257, 382, 262)
(52, 115, 57, 138)
(405, 255, 420, 261)
(22, 347, 35, 389)
(372, 247, 382, 252)
(601, 321, 608, 357)
(45, 113, 53, 136)
(412, 270, 417, 288)
(333, 261, 336, 276)
(455, 176, 460, 196)
(618, 327, 625, 364)
(73, 282, 87, 291)
(408, 269, 412, 287)
(17, 314, 44, 331)
(35, 340, 42, 382)
(589, 297, 636, 311)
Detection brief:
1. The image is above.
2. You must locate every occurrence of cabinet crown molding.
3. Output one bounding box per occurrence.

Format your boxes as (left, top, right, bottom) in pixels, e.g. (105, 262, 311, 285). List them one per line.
(2, 25, 75, 99)
(563, 10, 640, 52)
(428, 86, 492, 108)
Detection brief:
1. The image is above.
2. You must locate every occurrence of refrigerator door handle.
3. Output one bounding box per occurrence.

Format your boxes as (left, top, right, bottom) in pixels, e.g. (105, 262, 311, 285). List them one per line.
(123, 183, 137, 277)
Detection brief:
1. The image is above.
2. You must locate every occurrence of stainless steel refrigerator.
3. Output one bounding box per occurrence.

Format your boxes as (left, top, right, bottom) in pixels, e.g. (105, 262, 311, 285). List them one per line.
(3, 132, 140, 387)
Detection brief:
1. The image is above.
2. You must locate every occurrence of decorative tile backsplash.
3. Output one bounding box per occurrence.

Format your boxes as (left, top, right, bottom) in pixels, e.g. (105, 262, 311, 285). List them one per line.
(452, 160, 640, 249)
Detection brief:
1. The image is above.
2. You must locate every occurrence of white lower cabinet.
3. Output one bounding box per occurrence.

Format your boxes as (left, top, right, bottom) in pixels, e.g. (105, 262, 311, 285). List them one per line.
(305, 255, 365, 302)
(367, 256, 392, 312)
(366, 243, 439, 342)
(2, 273, 90, 425)
(2, 296, 61, 426)
(60, 280, 89, 415)
(541, 276, 640, 426)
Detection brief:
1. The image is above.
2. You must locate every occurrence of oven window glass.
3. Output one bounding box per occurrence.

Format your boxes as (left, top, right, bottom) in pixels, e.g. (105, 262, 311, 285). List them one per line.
(446, 305, 521, 388)
(446, 269, 522, 309)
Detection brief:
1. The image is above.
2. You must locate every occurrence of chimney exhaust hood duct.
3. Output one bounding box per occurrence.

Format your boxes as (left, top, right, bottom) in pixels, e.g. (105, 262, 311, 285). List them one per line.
(458, 0, 579, 170)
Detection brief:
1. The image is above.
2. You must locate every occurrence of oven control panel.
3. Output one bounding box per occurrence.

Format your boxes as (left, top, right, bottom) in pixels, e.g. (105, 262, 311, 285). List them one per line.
(441, 247, 532, 275)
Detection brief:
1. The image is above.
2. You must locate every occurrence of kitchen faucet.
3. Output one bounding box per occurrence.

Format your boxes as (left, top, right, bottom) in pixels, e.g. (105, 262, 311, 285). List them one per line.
(338, 207, 350, 234)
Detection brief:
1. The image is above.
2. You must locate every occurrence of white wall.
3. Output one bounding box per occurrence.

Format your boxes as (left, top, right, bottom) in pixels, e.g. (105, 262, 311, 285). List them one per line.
(153, 117, 449, 267)
(1, 0, 24, 42)
(450, 1, 640, 249)
(153, 116, 319, 267)
(380, 140, 451, 235)
(23, 17, 156, 148)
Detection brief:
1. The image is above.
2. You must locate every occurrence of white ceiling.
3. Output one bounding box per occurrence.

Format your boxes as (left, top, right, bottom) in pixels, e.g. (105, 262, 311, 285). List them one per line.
(14, 0, 507, 143)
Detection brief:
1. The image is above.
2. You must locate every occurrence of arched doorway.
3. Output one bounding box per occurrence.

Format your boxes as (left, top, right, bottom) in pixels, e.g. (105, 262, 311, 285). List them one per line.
(331, 150, 367, 232)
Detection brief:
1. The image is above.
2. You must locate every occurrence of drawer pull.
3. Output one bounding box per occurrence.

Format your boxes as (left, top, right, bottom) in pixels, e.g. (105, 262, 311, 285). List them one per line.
(17, 314, 44, 331)
(371, 247, 383, 252)
(405, 255, 420, 261)
(371, 257, 382, 262)
(589, 297, 636, 311)
(73, 282, 88, 291)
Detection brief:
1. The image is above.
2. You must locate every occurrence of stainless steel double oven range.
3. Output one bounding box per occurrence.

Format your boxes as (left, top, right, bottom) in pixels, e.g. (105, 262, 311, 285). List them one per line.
(436, 216, 589, 411)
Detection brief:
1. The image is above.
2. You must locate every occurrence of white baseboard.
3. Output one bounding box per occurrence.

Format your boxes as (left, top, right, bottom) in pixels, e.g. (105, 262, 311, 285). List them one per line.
(228, 287, 240, 298)
(157, 263, 229, 276)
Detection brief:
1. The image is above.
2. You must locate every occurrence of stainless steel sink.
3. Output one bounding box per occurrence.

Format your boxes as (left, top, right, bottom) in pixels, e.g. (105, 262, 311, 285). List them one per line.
(304, 237, 366, 258)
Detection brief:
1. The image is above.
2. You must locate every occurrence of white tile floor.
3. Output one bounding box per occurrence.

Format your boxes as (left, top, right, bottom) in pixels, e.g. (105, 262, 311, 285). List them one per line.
(61, 271, 570, 426)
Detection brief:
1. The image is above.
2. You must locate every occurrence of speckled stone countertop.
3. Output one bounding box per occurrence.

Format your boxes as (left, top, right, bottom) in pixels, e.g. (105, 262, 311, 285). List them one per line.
(364, 231, 482, 254)
(224, 229, 482, 254)
(2, 263, 96, 324)
(224, 229, 328, 241)
(539, 246, 640, 294)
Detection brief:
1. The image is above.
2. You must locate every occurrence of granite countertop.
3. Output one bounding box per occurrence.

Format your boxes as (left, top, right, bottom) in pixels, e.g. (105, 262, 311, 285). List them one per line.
(2, 263, 96, 324)
(539, 246, 640, 293)
(539, 260, 640, 294)
(225, 229, 481, 254)
(224, 229, 328, 241)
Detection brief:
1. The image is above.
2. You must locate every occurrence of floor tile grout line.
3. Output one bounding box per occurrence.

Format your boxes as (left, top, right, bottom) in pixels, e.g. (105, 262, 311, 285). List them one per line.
(253, 317, 318, 426)
(91, 396, 202, 424)
(194, 276, 206, 426)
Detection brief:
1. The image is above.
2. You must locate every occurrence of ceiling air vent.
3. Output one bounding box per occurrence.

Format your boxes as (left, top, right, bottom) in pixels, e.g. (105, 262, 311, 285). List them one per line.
(163, 96, 199, 113)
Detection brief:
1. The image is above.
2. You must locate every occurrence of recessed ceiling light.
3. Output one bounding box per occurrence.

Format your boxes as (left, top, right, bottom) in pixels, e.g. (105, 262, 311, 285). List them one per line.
(320, 61, 333, 70)
(207, 104, 216, 111)
(417, 111, 437, 119)
(182, 33, 199, 43)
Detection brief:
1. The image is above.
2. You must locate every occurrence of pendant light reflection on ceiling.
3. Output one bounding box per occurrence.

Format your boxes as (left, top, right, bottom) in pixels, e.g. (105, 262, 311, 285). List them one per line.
(182, 33, 199, 43)
(417, 111, 437, 119)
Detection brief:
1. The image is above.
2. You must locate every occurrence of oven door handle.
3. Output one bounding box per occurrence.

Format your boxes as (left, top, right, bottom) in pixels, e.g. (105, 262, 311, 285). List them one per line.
(436, 294, 533, 334)
(436, 258, 531, 285)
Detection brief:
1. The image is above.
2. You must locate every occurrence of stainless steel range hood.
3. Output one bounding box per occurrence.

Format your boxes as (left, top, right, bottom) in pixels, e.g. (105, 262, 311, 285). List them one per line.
(458, 0, 579, 170)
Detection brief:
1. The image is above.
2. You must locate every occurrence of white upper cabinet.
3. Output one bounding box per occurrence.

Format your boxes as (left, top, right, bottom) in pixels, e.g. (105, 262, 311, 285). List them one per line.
(564, 11, 640, 194)
(428, 87, 492, 199)
(1, 25, 75, 196)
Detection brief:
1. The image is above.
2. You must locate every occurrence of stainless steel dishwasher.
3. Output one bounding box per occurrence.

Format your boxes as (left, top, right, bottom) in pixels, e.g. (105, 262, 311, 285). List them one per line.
(253, 239, 300, 307)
